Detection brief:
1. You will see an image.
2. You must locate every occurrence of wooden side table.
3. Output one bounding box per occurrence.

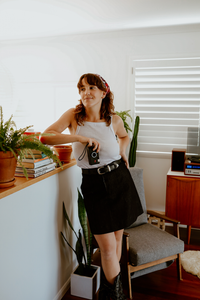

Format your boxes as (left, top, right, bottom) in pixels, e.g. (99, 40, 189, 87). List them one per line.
(165, 169, 200, 244)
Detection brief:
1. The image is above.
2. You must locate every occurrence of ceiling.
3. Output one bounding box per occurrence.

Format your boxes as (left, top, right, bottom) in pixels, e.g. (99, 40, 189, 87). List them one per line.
(0, 0, 200, 41)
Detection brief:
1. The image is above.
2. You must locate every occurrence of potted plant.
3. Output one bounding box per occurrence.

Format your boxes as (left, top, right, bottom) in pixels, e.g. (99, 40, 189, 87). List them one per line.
(61, 189, 100, 299)
(115, 110, 133, 133)
(116, 110, 140, 167)
(0, 106, 61, 187)
(53, 145, 72, 163)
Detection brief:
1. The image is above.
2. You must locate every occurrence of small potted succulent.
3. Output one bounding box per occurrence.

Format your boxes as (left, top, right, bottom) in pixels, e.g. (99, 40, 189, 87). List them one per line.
(0, 106, 61, 187)
(61, 189, 100, 299)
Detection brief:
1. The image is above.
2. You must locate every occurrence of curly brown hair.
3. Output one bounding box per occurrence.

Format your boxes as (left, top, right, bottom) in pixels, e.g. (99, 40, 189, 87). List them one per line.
(74, 73, 115, 126)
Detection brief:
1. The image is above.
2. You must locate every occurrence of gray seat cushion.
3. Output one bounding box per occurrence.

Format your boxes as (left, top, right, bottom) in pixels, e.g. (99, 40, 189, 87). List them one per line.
(125, 223, 184, 266)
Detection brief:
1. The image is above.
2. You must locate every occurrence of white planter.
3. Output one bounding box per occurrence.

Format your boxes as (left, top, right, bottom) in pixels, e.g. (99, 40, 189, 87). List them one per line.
(71, 264, 100, 299)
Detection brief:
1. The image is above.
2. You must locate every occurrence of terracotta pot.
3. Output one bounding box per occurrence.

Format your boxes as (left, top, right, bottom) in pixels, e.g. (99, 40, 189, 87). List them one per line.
(0, 151, 17, 185)
(53, 145, 72, 163)
(24, 132, 41, 140)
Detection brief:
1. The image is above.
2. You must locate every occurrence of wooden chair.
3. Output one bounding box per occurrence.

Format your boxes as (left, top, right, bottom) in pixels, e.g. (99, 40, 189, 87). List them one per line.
(120, 167, 184, 299)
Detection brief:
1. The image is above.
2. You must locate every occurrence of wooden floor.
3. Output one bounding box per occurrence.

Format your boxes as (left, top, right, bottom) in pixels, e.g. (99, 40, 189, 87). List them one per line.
(62, 226, 200, 300)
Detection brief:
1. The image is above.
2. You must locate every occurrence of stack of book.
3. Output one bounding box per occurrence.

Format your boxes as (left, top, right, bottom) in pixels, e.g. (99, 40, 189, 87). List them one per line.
(15, 150, 56, 178)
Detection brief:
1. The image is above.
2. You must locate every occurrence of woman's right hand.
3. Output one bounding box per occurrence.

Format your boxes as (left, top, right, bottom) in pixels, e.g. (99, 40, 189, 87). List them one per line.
(78, 136, 100, 152)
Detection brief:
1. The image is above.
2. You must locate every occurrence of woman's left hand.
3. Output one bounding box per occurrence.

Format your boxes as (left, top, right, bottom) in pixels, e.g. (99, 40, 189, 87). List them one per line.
(120, 152, 129, 168)
(112, 114, 130, 168)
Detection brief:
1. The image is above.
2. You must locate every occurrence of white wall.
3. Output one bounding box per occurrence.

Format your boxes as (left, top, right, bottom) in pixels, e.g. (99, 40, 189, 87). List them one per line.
(1, 24, 200, 211)
(0, 24, 200, 299)
(0, 165, 82, 300)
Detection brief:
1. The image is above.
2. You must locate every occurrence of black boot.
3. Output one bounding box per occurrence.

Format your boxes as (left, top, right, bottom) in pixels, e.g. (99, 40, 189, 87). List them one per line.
(98, 269, 110, 300)
(107, 272, 127, 300)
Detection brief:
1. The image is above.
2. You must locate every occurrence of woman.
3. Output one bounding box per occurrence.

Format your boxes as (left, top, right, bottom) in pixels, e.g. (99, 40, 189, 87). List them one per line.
(41, 73, 143, 300)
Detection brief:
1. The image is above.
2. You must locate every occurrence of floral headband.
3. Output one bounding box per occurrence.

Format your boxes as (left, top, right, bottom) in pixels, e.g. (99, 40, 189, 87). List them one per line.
(96, 74, 110, 95)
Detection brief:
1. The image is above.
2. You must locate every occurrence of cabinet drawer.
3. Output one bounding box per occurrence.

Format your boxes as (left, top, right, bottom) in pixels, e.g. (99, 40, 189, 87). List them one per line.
(166, 176, 200, 227)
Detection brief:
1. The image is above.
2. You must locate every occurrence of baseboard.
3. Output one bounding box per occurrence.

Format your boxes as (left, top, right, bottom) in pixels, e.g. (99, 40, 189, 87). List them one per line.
(53, 277, 70, 300)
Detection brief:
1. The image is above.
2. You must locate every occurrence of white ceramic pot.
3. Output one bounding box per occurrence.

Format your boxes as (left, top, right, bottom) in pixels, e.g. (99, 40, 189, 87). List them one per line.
(71, 264, 100, 299)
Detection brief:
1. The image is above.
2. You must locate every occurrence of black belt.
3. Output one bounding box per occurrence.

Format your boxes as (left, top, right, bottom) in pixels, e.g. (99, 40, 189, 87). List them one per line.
(82, 159, 122, 175)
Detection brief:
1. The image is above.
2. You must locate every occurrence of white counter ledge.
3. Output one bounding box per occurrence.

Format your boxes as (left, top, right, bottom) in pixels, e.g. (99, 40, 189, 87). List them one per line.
(0, 159, 82, 300)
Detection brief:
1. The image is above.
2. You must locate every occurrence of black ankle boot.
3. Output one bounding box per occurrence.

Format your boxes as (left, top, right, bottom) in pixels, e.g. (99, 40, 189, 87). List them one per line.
(108, 272, 127, 300)
(98, 269, 110, 300)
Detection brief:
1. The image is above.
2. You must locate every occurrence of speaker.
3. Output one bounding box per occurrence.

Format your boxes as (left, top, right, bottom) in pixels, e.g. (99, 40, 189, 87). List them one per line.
(171, 149, 186, 172)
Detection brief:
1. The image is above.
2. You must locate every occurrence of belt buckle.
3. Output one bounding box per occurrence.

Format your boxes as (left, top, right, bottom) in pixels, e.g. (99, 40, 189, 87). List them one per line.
(97, 164, 111, 175)
(113, 162, 119, 168)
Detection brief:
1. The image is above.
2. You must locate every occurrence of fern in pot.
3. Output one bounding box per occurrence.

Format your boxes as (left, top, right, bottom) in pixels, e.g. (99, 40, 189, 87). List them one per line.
(0, 106, 61, 187)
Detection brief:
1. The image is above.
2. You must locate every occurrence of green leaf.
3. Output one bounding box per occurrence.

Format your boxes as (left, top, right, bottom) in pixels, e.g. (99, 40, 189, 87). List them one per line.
(88, 231, 93, 267)
(75, 230, 85, 266)
(78, 189, 91, 266)
(60, 232, 77, 255)
(63, 202, 79, 240)
(0, 105, 62, 175)
(128, 116, 140, 167)
(61, 189, 93, 270)
(115, 110, 133, 133)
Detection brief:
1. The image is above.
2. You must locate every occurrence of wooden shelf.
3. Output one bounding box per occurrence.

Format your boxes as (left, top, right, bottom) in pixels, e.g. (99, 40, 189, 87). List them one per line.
(0, 159, 77, 200)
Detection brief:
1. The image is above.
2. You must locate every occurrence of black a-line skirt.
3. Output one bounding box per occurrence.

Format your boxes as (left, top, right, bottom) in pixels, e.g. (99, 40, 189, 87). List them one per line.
(81, 160, 143, 235)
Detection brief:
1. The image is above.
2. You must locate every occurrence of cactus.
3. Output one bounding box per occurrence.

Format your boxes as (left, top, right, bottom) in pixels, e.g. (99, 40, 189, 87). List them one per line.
(128, 116, 140, 167)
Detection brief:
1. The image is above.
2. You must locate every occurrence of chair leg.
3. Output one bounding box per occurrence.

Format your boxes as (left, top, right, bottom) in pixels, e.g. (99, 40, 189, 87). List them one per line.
(121, 263, 132, 299)
(187, 225, 191, 245)
(121, 234, 133, 299)
(127, 266, 133, 299)
(176, 253, 182, 280)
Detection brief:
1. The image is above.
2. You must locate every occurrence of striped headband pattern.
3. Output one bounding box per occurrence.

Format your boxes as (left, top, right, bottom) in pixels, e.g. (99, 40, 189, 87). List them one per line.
(96, 74, 110, 95)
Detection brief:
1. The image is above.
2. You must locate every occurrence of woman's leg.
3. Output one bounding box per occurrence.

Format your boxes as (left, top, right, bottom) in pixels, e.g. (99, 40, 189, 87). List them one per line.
(114, 229, 124, 262)
(94, 231, 119, 285)
(96, 230, 127, 299)
(94, 229, 123, 285)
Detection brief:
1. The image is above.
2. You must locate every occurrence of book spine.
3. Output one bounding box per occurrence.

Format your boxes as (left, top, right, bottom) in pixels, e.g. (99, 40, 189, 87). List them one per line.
(21, 156, 48, 163)
(24, 154, 46, 159)
(34, 168, 55, 177)
(34, 159, 53, 168)
(15, 163, 56, 174)
(15, 167, 55, 177)
(19, 159, 53, 169)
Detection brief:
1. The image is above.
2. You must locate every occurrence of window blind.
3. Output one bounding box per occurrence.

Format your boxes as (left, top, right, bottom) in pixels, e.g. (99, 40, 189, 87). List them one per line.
(132, 58, 200, 154)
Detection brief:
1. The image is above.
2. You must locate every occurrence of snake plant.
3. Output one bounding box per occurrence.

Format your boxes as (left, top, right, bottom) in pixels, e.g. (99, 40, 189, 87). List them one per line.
(61, 189, 93, 276)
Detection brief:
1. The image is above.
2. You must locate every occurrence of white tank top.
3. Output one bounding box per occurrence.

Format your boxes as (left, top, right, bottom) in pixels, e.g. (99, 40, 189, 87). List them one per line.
(72, 120, 121, 169)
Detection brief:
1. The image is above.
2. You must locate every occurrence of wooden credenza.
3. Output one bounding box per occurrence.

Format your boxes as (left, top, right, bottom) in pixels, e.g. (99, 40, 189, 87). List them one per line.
(165, 169, 200, 244)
